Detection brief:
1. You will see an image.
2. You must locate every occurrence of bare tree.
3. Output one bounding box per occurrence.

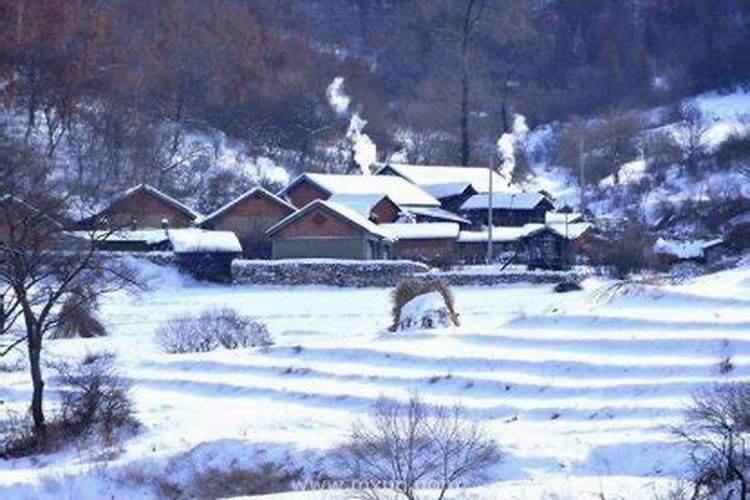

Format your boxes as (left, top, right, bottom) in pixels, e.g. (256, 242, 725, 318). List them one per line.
(459, 0, 485, 166)
(673, 384, 750, 500)
(0, 140, 139, 440)
(678, 104, 710, 176)
(335, 395, 501, 500)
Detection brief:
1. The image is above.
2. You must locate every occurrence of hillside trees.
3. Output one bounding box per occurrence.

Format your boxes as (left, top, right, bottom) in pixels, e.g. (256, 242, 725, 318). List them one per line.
(0, 134, 139, 438)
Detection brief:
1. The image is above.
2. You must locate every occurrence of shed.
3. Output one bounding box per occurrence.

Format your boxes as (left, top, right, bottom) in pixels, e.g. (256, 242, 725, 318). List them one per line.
(80, 184, 200, 230)
(522, 223, 592, 270)
(198, 187, 296, 258)
(168, 229, 242, 282)
(266, 200, 392, 260)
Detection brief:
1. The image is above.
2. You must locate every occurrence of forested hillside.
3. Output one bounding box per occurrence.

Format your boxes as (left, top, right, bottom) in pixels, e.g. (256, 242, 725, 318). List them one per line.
(1, 0, 749, 211)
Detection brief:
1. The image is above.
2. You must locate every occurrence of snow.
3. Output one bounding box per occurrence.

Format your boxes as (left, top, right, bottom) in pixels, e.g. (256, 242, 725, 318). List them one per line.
(378, 163, 510, 193)
(299, 173, 440, 207)
(2, 261, 750, 498)
(460, 191, 548, 211)
(457, 226, 536, 243)
(546, 212, 583, 224)
(69, 229, 170, 245)
(380, 222, 460, 240)
(420, 181, 473, 199)
(167, 228, 242, 253)
(397, 291, 453, 331)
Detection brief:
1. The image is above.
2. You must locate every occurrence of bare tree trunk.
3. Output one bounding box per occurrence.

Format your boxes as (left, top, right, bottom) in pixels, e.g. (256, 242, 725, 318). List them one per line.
(27, 327, 45, 434)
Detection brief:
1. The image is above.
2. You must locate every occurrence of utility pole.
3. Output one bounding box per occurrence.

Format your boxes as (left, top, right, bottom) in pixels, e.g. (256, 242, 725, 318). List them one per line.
(486, 154, 494, 264)
(578, 137, 585, 214)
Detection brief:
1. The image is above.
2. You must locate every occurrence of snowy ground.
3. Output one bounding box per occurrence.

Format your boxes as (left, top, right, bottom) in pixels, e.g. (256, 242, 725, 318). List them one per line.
(2, 261, 750, 499)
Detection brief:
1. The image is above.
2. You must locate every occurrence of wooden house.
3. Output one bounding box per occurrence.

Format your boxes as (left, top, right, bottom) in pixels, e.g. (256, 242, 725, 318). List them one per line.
(198, 187, 296, 258)
(281, 173, 440, 210)
(327, 193, 401, 224)
(80, 184, 199, 230)
(460, 191, 555, 227)
(266, 200, 392, 260)
(375, 163, 508, 213)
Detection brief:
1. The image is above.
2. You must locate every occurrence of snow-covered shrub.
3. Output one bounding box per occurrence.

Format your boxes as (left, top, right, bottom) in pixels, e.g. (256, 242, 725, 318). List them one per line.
(0, 410, 36, 458)
(554, 280, 582, 293)
(54, 351, 139, 446)
(390, 278, 458, 331)
(333, 395, 501, 500)
(155, 308, 273, 354)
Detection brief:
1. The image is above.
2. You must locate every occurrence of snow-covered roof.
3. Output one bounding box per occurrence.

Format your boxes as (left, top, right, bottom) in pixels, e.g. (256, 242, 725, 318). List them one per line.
(198, 187, 295, 226)
(327, 193, 393, 218)
(457, 222, 591, 243)
(460, 192, 550, 211)
(458, 226, 537, 243)
(266, 199, 391, 240)
(287, 173, 440, 207)
(380, 223, 460, 240)
(376, 163, 510, 194)
(68, 229, 170, 245)
(402, 206, 469, 224)
(545, 212, 583, 224)
(168, 229, 242, 254)
(0, 195, 65, 229)
(653, 237, 723, 259)
(420, 182, 474, 200)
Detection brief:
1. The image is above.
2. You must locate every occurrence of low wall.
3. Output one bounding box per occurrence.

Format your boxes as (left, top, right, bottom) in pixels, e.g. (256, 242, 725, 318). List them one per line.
(232, 259, 587, 287)
(232, 259, 430, 287)
(425, 269, 588, 286)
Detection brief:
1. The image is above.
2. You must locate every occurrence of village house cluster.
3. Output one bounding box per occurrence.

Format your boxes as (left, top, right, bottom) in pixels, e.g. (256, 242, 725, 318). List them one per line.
(4, 162, 747, 280)
(64, 163, 596, 271)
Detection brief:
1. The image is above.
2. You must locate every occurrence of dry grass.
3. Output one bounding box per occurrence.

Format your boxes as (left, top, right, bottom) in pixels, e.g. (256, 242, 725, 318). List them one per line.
(390, 278, 459, 332)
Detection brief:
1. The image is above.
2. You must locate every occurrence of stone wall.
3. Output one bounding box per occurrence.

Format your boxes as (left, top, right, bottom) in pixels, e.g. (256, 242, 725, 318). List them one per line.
(425, 269, 588, 286)
(232, 259, 429, 287)
(232, 259, 587, 287)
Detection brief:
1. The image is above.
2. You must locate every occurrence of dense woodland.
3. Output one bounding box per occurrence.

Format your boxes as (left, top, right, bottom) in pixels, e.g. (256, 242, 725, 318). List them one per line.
(1, 0, 749, 209)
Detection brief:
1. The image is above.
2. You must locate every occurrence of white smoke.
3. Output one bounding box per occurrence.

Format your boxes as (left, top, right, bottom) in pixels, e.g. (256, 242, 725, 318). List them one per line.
(346, 114, 376, 175)
(497, 114, 529, 181)
(326, 76, 377, 175)
(326, 77, 350, 116)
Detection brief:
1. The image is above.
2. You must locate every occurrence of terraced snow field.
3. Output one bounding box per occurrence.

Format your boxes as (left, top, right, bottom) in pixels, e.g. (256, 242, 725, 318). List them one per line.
(1, 263, 749, 499)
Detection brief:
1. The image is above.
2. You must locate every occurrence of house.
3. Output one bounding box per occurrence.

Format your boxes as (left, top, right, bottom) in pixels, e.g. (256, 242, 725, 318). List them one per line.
(460, 191, 555, 227)
(281, 173, 440, 210)
(80, 184, 200, 230)
(375, 163, 509, 213)
(522, 222, 592, 270)
(266, 200, 392, 260)
(380, 223, 460, 265)
(653, 238, 725, 267)
(198, 187, 296, 258)
(457, 222, 592, 268)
